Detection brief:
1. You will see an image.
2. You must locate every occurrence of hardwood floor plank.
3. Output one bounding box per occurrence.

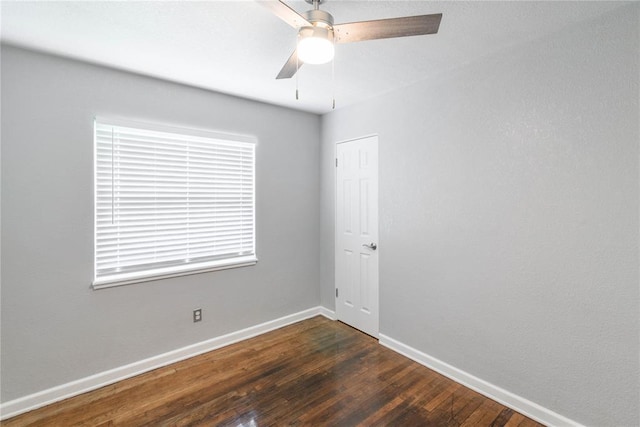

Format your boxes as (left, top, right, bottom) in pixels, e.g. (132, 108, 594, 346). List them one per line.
(504, 412, 528, 427)
(424, 382, 462, 412)
(518, 417, 547, 427)
(321, 363, 422, 425)
(448, 392, 488, 425)
(426, 387, 480, 426)
(492, 407, 517, 427)
(460, 398, 506, 427)
(1, 316, 546, 427)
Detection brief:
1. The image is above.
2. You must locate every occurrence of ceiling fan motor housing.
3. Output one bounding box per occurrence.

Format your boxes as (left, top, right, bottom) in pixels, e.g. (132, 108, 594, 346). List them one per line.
(298, 25, 334, 45)
(303, 9, 334, 28)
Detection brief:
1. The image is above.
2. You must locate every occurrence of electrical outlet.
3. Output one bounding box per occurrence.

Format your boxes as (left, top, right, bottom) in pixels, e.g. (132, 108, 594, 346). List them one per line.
(193, 308, 202, 323)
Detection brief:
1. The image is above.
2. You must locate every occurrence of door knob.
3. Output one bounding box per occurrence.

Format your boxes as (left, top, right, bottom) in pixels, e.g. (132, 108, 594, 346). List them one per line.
(362, 243, 377, 250)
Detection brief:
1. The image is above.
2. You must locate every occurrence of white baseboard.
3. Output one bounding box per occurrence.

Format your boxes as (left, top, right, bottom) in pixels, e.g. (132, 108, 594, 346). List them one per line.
(0, 306, 331, 420)
(318, 306, 336, 320)
(379, 334, 583, 427)
(4, 309, 572, 426)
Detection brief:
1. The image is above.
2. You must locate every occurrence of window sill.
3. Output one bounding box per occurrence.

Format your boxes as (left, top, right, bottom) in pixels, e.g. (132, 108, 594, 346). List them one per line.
(92, 256, 258, 290)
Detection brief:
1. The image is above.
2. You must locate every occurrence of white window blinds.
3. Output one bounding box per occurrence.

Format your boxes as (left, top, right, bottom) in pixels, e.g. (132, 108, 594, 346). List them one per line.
(94, 118, 256, 288)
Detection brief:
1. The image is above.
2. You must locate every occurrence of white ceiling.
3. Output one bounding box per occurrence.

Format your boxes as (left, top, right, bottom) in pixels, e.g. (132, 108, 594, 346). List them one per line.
(0, 1, 627, 114)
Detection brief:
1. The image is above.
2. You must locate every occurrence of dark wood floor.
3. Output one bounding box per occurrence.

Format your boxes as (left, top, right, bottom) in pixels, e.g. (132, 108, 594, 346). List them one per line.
(2, 316, 545, 426)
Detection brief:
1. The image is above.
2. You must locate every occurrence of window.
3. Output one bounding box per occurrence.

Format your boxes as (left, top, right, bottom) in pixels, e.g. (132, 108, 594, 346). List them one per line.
(93, 118, 256, 289)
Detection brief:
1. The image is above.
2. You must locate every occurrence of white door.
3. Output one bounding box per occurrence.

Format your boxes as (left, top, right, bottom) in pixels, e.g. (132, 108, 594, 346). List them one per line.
(335, 135, 379, 337)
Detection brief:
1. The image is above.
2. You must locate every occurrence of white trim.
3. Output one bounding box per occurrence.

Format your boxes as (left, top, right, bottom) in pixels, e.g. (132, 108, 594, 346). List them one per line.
(94, 116, 258, 145)
(0, 306, 328, 420)
(92, 258, 258, 290)
(335, 133, 379, 146)
(379, 334, 584, 427)
(318, 307, 336, 320)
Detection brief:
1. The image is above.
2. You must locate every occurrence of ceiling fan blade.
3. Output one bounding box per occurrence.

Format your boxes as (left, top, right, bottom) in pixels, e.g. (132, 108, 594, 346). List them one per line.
(256, 0, 311, 29)
(276, 49, 303, 79)
(333, 13, 442, 44)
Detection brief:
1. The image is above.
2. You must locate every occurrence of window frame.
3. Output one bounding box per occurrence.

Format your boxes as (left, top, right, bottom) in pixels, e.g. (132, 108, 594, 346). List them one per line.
(92, 117, 257, 290)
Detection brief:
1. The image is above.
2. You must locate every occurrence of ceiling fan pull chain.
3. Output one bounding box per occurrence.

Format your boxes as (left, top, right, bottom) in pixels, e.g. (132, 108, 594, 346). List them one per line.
(332, 53, 335, 109)
(296, 42, 300, 100)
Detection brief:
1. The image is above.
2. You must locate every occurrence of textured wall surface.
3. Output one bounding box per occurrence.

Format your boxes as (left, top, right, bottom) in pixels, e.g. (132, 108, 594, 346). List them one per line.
(320, 5, 638, 426)
(0, 46, 321, 402)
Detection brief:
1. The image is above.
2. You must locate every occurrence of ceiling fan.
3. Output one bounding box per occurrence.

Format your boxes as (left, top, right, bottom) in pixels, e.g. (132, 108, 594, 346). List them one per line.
(257, 0, 442, 79)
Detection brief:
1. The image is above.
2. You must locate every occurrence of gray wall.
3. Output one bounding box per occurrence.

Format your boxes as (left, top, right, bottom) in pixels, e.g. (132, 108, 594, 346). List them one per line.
(320, 5, 638, 426)
(0, 45, 321, 402)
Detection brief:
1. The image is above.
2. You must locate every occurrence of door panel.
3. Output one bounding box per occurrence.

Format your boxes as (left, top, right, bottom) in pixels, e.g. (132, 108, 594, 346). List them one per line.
(335, 136, 379, 337)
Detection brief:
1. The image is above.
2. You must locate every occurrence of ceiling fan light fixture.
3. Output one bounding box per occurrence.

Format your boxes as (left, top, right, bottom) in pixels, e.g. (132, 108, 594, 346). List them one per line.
(297, 26, 334, 65)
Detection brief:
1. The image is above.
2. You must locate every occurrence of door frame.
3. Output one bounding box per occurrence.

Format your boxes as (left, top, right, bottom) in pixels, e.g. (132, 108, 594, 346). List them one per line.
(334, 134, 380, 336)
